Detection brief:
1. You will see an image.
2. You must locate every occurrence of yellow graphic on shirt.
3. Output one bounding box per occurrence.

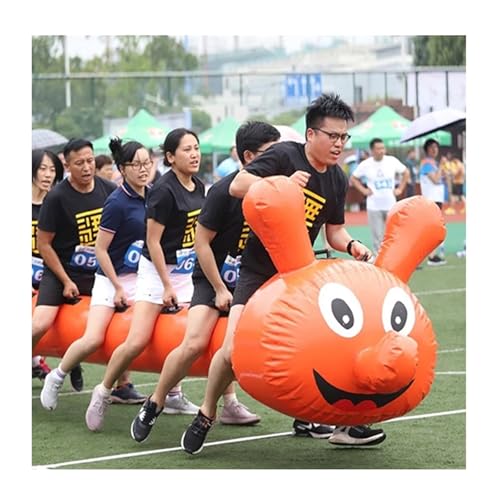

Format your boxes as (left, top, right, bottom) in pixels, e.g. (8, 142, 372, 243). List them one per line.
(303, 188, 326, 228)
(182, 208, 201, 248)
(76, 208, 103, 245)
(32, 220, 40, 256)
(238, 221, 250, 252)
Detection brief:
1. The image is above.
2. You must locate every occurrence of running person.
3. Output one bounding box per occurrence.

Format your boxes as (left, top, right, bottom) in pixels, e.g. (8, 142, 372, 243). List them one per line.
(85, 128, 204, 431)
(32, 139, 116, 393)
(32, 149, 64, 380)
(181, 94, 387, 454)
(40, 138, 151, 411)
(129, 122, 281, 443)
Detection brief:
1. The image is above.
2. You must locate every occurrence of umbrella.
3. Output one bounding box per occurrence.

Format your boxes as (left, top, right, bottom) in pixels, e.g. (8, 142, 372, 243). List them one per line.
(198, 117, 241, 155)
(400, 108, 466, 143)
(348, 105, 452, 149)
(32, 129, 68, 151)
(274, 125, 305, 143)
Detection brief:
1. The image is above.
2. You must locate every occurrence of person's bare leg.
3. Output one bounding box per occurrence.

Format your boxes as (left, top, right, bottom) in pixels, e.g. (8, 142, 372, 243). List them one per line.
(199, 305, 244, 418)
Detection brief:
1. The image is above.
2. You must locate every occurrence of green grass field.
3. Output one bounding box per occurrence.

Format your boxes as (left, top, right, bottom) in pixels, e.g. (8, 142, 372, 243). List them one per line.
(32, 256, 465, 470)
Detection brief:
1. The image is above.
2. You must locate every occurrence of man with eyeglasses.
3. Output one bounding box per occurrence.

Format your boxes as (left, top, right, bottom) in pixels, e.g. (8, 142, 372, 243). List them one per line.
(181, 94, 387, 455)
(350, 137, 409, 256)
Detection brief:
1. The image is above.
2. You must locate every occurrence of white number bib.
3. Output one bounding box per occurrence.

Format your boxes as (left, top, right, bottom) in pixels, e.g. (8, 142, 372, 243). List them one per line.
(220, 255, 241, 288)
(172, 248, 196, 275)
(70, 245, 97, 271)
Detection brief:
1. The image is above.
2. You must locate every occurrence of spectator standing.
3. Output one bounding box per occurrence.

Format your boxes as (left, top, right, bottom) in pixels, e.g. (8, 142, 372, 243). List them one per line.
(213, 145, 240, 182)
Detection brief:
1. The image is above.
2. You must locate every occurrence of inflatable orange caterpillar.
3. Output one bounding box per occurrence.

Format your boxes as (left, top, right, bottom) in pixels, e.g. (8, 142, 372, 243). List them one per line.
(232, 176, 445, 425)
(34, 176, 445, 425)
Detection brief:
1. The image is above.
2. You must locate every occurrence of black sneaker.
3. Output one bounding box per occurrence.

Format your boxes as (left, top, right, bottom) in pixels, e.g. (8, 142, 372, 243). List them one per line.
(181, 410, 214, 454)
(328, 425, 386, 446)
(130, 397, 162, 443)
(70, 364, 84, 392)
(111, 383, 147, 404)
(427, 255, 447, 266)
(292, 419, 333, 439)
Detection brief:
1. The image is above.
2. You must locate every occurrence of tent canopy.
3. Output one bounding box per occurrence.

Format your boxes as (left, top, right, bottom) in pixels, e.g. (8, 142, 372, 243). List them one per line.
(292, 106, 451, 149)
(348, 106, 451, 149)
(92, 109, 169, 153)
(198, 117, 241, 155)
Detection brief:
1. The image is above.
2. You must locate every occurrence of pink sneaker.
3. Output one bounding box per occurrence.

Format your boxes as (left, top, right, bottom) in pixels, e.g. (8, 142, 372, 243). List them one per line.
(219, 400, 261, 425)
(85, 385, 111, 432)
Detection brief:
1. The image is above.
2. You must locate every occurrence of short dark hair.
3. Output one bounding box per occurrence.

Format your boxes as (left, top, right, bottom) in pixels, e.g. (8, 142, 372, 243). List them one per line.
(95, 154, 113, 170)
(32, 149, 64, 184)
(305, 93, 354, 131)
(235, 121, 281, 164)
(161, 128, 199, 166)
(369, 137, 384, 150)
(63, 138, 93, 160)
(423, 138, 439, 153)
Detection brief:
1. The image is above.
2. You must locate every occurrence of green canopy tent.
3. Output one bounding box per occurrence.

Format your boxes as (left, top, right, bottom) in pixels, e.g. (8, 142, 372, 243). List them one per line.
(348, 106, 451, 149)
(291, 114, 306, 138)
(92, 109, 169, 154)
(198, 117, 241, 171)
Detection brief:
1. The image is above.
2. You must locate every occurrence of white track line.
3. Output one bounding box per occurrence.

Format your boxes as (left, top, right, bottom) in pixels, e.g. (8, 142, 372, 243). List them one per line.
(435, 371, 466, 375)
(414, 287, 465, 296)
(34, 408, 465, 470)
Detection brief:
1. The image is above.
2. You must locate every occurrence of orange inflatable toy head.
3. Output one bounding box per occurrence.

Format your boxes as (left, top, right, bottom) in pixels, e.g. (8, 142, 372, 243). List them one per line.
(232, 176, 445, 425)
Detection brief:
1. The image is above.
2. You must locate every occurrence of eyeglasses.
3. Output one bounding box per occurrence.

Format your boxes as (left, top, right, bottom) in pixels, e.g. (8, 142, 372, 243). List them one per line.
(312, 128, 351, 144)
(124, 159, 153, 170)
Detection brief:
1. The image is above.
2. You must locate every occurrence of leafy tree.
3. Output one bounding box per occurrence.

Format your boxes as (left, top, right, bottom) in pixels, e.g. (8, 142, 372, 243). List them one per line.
(190, 109, 212, 134)
(412, 36, 465, 66)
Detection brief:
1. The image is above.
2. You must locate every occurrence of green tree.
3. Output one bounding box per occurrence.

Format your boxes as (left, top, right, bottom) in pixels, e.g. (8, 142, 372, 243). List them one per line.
(190, 109, 212, 134)
(412, 36, 465, 66)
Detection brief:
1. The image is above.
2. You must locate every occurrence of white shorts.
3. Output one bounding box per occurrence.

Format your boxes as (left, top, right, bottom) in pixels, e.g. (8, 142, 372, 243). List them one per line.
(134, 255, 194, 305)
(90, 273, 138, 307)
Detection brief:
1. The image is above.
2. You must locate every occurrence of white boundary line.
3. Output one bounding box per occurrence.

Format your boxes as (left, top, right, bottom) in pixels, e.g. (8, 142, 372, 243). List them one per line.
(414, 287, 465, 296)
(34, 408, 465, 470)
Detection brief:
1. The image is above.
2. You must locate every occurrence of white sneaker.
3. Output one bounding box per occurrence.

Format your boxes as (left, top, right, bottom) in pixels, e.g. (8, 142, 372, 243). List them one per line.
(219, 400, 261, 425)
(163, 392, 199, 415)
(85, 385, 111, 432)
(40, 369, 64, 411)
(328, 425, 386, 446)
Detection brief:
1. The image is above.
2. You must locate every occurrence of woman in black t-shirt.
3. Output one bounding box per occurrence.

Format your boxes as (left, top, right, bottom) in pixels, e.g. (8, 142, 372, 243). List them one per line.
(85, 129, 205, 432)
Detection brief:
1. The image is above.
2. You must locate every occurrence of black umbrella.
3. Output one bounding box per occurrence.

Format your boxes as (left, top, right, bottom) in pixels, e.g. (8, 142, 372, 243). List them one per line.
(32, 129, 69, 151)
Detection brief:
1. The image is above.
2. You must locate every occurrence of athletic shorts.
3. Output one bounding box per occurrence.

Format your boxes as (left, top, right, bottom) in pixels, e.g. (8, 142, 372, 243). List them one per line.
(231, 266, 273, 306)
(36, 266, 95, 307)
(189, 277, 234, 315)
(134, 255, 193, 305)
(90, 273, 137, 307)
(452, 184, 464, 196)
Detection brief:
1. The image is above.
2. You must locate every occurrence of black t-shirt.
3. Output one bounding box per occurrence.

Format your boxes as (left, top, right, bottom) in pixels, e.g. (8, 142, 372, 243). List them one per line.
(32, 203, 42, 258)
(142, 169, 205, 264)
(241, 141, 348, 278)
(37, 176, 116, 273)
(192, 171, 249, 281)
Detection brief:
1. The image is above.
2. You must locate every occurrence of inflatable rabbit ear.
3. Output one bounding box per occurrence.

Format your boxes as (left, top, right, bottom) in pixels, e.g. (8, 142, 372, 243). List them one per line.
(375, 196, 446, 283)
(242, 175, 315, 274)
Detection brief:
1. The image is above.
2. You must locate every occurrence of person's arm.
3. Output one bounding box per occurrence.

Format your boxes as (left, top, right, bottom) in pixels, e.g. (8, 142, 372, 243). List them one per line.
(94, 229, 127, 307)
(350, 175, 372, 196)
(325, 223, 372, 261)
(37, 229, 79, 298)
(194, 223, 233, 311)
(394, 167, 410, 197)
(146, 218, 177, 306)
(229, 169, 262, 198)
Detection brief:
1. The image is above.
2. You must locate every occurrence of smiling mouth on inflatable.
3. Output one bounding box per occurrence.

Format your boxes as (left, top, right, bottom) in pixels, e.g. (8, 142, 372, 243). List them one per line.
(313, 369, 413, 411)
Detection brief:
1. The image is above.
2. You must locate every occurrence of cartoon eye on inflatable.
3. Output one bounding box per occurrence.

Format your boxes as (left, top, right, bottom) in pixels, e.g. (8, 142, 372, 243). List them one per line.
(382, 287, 416, 337)
(318, 283, 363, 338)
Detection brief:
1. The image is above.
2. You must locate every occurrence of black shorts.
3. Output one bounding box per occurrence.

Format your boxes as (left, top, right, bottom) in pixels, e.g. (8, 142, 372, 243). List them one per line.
(435, 201, 443, 209)
(36, 266, 95, 307)
(189, 277, 234, 316)
(452, 184, 464, 196)
(231, 267, 273, 306)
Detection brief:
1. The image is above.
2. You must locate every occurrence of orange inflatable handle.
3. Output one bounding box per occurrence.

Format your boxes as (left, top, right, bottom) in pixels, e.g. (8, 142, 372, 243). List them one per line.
(33, 295, 227, 376)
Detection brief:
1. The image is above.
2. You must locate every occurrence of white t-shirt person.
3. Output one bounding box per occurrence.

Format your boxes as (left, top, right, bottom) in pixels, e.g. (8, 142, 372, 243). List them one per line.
(352, 155, 407, 211)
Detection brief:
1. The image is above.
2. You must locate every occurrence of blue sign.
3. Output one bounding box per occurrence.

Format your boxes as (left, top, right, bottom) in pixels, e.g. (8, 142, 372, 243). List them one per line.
(285, 73, 322, 100)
